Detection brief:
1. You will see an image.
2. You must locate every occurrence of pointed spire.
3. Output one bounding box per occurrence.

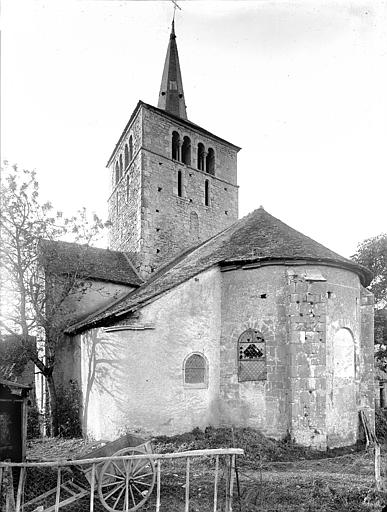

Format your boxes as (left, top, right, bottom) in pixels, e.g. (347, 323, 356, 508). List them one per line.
(157, 20, 187, 119)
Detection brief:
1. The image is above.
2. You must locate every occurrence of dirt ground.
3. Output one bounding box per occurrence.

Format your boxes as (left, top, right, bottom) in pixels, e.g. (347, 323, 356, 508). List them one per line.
(26, 432, 387, 512)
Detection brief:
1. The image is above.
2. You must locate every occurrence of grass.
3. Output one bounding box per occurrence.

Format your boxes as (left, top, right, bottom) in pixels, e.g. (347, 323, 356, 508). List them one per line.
(26, 427, 386, 511)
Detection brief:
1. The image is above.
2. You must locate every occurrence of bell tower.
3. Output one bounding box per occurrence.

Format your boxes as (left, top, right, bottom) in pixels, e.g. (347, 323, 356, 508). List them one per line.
(107, 22, 240, 279)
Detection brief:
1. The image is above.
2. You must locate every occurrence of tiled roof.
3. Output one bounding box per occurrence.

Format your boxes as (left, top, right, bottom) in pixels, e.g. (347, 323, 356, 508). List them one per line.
(66, 207, 372, 334)
(39, 240, 143, 287)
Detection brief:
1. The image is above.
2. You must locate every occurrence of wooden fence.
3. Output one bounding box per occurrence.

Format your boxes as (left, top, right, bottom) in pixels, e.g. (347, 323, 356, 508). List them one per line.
(0, 448, 244, 512)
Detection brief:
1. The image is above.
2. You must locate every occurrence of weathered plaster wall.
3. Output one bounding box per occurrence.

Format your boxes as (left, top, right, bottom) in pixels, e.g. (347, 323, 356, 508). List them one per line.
(74, 262, 371, 448)
(80, 267, 222, 440)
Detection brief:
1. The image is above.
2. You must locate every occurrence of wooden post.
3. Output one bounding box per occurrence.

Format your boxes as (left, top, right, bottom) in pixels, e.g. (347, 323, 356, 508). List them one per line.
(185, 458, 190, 512)
(213, 456, 219, 512)
(229, 455, 236, 512)
(4, 466, 15, 512)
(89, 463, 96, 512)
(54, 467, 61, 512)
(375, 443, 383, 491)
(15, 467, 25, 512)
(155, 460, 161, 512)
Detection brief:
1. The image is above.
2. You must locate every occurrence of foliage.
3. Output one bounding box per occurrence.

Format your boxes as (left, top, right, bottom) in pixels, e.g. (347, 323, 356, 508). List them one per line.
(375, 408, 387, 443)
(352, 233, 387, 307)
(55, 380, 83, 438)
(352, 233, 387, 366)
(0, 161, 108, 435)
(27, 401, 42, 439)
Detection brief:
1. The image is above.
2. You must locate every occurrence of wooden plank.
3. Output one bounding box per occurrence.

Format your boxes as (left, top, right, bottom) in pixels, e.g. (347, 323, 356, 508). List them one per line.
(229, 455, 236, 512)
(1, 448, 244, 468)
(54, 468, 61, 512)
(15, 467, 25, 512)
(43, 490, 89, 512)
(375, 443, 382, 491)
(89, 464, 96, 512)
(213, 455, 219, 512)
(155, 461, 161, 512)
(5, 465, 15, 512)
(185, 458, 190, 512)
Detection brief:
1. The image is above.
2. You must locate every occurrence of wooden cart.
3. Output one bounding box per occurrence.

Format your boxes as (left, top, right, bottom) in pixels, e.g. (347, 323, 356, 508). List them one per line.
(22, 434, 155, 512)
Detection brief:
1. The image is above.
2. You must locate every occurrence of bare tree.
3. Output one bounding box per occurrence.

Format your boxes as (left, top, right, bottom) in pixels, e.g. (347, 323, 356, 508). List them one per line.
(0, 162, 108, 435)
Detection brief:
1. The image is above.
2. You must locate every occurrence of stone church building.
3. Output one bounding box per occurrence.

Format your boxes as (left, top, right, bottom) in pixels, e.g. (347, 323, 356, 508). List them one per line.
(50, 22, 375, 450)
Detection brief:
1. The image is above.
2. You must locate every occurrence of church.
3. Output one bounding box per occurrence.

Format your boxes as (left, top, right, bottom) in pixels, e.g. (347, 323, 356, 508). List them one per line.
(49, 21, 375, 450)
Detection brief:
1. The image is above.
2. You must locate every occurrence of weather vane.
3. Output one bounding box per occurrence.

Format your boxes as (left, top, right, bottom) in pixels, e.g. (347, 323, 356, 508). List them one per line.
(171, 0, 182, 21)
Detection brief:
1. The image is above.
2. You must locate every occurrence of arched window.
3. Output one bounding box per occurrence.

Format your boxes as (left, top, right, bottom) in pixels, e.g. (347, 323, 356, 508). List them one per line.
(206, 148, 215, 175)
(183, 353, 207, 387)
(129, 135, 133, 162)
(190, 211, 199, 240)
(197, 143, 205, 170)
(126, 174, 130, 202)
(172, 131, 180, 161)
(177, 170, 183, 197)
(181, 136, 191, 165)
(238, 329, 266, 382)
(124, 144, 129, 170)
(204, 179, 210, 206)
(115, 162, 120, 185)
(119, 154, 123, 177)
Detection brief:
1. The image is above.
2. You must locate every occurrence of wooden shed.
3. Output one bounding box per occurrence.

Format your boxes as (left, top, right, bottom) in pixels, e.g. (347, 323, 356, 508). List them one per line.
(0, 379, 31, 462)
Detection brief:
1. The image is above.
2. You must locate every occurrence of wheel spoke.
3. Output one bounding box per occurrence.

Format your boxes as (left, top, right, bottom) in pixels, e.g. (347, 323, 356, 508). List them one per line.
(129, 485, 137, 507)
(131, 482, 146, 498)
(112, 461, 125, 477)
(132, 480, 152, 487)
(113, 485, 126, 509)
(101, 481, 125, 489)
(103, 472, 125, 481)
(131, 471, 153, 480)
(104, 482, 125, 500)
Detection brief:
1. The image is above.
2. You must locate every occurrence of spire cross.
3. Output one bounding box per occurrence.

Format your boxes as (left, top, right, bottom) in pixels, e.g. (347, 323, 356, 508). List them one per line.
(171, 0, 182, 21)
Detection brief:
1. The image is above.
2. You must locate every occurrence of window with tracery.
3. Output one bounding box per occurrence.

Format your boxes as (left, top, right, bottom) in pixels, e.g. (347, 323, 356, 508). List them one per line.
(184, 353, 207, 386)
(238, 329, 266, 381)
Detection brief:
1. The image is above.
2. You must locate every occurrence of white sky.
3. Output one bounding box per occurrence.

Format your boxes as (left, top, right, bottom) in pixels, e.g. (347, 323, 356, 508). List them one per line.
(2, 0, 386, 258)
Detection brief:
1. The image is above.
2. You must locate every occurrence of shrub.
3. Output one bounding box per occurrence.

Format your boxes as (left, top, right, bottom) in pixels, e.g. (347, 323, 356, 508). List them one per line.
(55, 380, 82, 438)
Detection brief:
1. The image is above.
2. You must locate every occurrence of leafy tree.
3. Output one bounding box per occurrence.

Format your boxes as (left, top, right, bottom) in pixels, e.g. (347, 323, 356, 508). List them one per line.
(352, 233, 387, 366)
(0, 162, 108, 435)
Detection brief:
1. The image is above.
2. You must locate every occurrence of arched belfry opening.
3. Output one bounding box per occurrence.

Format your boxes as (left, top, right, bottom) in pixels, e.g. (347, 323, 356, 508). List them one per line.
(172, 131, 180, 161)
(197, 143, 205, 171)
(182, 136, 191, 165)
(206, 148, 215, 175)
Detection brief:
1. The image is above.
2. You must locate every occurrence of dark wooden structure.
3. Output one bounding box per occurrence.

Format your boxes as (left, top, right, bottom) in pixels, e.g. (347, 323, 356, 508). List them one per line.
(0, 379, 31, 462)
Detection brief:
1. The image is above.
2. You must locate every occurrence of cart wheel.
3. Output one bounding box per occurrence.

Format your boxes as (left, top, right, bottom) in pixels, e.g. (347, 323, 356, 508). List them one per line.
(98, 447, 155, 512)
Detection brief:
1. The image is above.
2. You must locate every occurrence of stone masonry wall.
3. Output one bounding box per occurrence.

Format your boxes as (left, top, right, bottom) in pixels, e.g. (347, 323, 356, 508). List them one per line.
(219, 266, 289, 439)
(108, 104, 238, 278)
(138, 107, 238, 276)
(108, 109, 143, 258)
(286, 269, 328, 449)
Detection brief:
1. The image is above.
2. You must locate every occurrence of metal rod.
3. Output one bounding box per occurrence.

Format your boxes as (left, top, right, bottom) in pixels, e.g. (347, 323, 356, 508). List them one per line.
(185, 458, 190, 512)
(89, 463, 96, 512)
(155, 460, 161, 512)
(54, 467, 61, 512)
(213, 455, 219, 512)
